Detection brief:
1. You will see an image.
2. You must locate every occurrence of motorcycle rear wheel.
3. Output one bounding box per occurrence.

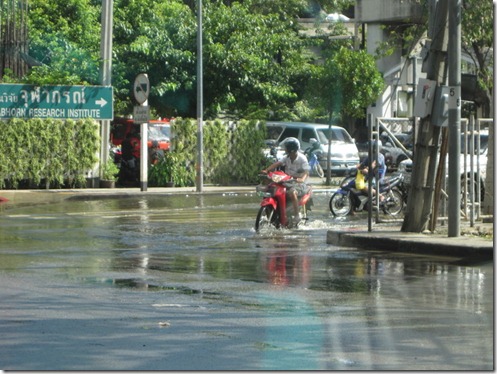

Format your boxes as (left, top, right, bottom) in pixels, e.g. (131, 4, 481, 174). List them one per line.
(329, 192, 353, 217)
(255, 206, 279, 232)
(381, 188, 404, 216)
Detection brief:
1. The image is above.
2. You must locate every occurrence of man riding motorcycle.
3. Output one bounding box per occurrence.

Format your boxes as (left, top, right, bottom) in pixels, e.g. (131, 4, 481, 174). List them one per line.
(357, 139, 386, 200)
(262, 137, 310, 224)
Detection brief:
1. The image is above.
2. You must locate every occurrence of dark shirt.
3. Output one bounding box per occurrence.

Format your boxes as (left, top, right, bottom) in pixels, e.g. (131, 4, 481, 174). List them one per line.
(121, 138, 134, 161)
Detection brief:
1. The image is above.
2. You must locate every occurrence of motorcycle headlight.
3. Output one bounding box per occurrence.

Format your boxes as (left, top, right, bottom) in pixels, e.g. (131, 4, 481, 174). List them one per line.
(271, 174, 286, 183)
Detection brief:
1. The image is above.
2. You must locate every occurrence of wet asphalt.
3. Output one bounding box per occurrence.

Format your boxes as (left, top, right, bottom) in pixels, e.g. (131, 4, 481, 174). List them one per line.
(0, 179, 494, 370)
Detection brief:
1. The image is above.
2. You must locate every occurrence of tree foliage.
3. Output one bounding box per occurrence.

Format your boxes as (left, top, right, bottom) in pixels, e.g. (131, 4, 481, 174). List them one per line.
(14, 0, 492, 123)
(202, 0, 312, 118)
(309, 47, 384, 122)
(18, 0, 341, 120)
(112, 0, 197, 116)
(461, 0, 493, 114)
(26, 0, 101, 85)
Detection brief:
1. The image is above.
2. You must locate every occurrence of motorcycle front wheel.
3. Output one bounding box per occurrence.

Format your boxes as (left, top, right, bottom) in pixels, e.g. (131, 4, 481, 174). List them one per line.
(255, 206, 279, 232)
(313, 162, 324, 178)
(329, 192, 353, 217)
(381, 188, 404, 216)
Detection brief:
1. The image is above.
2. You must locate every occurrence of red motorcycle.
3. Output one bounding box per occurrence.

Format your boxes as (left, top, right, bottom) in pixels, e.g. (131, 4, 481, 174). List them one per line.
(255, 171, 313, 232)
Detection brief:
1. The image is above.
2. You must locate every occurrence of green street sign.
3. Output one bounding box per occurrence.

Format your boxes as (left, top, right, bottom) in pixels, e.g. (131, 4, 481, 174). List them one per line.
(0, 84, 113, 120)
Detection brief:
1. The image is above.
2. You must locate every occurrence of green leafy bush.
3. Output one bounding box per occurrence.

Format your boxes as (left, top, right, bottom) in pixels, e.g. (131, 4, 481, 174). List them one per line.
(101, 159, 119, 181)
(159, 118, 267, 186)
(0, 118, 99, 189)
(0, 116, 267, 189)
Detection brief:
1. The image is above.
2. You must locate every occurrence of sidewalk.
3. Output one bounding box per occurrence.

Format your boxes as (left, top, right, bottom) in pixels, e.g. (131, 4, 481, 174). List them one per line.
(326, 224, 494, 259)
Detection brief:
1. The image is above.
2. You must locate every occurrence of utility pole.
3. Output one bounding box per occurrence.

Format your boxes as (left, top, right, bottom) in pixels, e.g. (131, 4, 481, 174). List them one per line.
(401, 0, 448, 232)
(447, 0, 461, 237)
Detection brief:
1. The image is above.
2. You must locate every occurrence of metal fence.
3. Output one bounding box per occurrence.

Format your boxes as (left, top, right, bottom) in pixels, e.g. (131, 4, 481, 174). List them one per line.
(374, 116, 492, 225)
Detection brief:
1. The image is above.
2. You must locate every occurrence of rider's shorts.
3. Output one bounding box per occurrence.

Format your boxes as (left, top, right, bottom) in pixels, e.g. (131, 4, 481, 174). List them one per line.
(288, 182, 309, 196)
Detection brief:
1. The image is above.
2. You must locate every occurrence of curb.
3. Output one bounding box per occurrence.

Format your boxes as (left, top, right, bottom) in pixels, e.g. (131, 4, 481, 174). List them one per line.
(326, 229, 493, 259)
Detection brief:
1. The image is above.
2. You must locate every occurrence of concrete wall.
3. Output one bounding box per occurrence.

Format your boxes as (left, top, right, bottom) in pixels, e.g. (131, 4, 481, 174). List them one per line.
(356, 0, 424, 23)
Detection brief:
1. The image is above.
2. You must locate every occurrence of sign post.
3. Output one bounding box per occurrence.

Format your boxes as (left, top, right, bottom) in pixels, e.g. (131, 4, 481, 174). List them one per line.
(133, 74, 150, 192)
(0, 84, 113, 120)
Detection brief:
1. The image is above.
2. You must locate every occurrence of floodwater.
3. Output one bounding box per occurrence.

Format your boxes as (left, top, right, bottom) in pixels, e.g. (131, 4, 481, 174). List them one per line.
(0, 192, 493, 370)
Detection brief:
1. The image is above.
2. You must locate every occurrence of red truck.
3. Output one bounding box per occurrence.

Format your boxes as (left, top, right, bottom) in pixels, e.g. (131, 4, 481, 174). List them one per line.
(110, 117, 171, 151)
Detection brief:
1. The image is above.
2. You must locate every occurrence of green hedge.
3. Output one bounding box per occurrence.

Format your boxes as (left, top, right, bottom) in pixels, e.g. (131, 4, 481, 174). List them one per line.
(0, 118, 99, 189)
(149, 118, 269, 187)
(0, 117, 269, 189)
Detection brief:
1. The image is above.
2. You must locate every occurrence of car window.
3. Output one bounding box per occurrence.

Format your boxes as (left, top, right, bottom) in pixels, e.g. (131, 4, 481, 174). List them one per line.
(113, 124, 128, 140)
(317, 128, 353, 143)
(152, 124, 171, 139)
(301, 128, 315, 143)
(148, 126, 169, 141)
(279, 127, 300, 141)
(267, 126, 284, 140)
(316, 129, 329, 144)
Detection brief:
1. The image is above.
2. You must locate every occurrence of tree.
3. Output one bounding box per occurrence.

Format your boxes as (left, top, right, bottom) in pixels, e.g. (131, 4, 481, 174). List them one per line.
(14, 0, 362, 121)
(461, 0, 493, 215)
(0, 0, 29, 79)
(309, 46, 384, 125)
(202, 0, 313, 119)
(112, 0, 197, 116)
(110, 0, 316, 119)
(25, 0, 101, 85)
(308, 46, 384, 184)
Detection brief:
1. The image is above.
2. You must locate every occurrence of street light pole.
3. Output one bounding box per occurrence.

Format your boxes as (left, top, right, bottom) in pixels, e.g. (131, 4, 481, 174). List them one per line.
(447, 0, 461, 237)
(99, 0, 113, 181)
(196, 0, 204, 192)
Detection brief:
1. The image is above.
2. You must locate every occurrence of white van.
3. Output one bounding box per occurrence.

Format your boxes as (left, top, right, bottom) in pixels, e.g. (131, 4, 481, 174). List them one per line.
(264, 121, 360, 176)
(398, 129, 488, 201)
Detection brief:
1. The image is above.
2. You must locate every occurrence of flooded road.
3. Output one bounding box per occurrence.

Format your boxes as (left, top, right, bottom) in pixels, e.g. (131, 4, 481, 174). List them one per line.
(0, 192, 493, 370)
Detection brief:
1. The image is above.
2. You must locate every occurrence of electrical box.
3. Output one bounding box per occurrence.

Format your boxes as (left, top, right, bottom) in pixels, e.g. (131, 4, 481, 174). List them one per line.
(432, 85, 449, 127)
(413, 78, 437, 118)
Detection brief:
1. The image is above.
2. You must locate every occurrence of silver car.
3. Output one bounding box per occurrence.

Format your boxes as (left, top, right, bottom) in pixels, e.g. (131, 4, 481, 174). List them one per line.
(264, 121, 360, 176)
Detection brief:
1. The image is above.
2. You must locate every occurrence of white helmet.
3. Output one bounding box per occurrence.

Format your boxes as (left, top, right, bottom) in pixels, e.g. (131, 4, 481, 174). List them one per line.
(283, 137, 300, 152)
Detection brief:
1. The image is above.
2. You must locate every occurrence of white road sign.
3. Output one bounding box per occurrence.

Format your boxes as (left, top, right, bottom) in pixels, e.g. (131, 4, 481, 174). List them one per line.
(133, 73, 150, 105)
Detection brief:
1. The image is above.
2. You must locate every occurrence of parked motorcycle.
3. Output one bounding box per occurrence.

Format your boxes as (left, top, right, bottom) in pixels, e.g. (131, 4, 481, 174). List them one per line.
(304, 138, 324, 178)
(264, 139, 280, 165)
(329, 172, 405, 217)
(255, 171, 313, 231)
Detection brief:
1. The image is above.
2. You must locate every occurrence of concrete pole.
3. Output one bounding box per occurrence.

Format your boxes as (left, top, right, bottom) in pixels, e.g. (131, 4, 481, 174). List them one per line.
(367, 113, 373, 232)
(99, 0, 113, 180)
(412, 56, 418, 150)
(447, 0, 461, 237)
(140, 109, 148, 192)
(401, 0, 448, 233)
(196, 0, 204, 192)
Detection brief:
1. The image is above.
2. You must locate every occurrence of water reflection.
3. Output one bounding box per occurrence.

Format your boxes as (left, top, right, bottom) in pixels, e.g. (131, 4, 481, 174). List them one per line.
(262, 250, 311, 287)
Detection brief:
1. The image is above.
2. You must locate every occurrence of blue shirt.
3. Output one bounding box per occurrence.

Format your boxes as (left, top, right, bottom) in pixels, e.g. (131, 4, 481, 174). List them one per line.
(360, 153, 386, 180)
